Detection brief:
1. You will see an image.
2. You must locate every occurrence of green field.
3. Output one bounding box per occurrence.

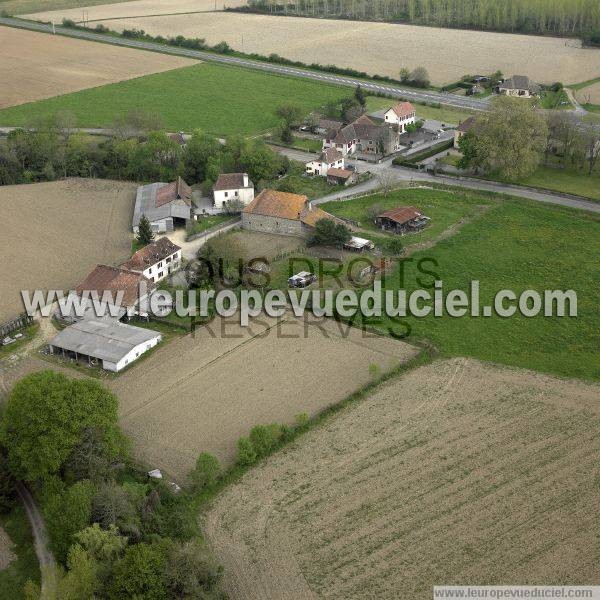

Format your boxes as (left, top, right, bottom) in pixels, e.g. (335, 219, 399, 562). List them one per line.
(0, 0, 133, 14)
(0, 63, 348, 137)
(322, 187, 487, 244)
(517, 162, 600, 201)
(272, 191, 599, 380)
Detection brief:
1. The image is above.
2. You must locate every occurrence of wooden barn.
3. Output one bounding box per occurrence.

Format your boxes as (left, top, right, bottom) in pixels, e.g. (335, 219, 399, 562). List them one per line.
(374, 206, 430, 234)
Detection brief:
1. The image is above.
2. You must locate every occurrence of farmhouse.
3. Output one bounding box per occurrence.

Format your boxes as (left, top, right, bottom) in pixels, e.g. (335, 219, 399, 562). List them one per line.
(241, 189, 336, 237)
(326, 168, 357, 186)
(454, 116, 476, 148)
(48, 318, 161, 372)
(323, 115, 401, 157)
(374, 206, 430, 234)
(132, 177, 194, 233)
(497, 75, 541, 98)
(121, 237, 181, 283)
(384, 102, 417, 132)
(305, 148, 345, 176)
(212, 173, 255, 209)
(71, 264, 155, 318)
(168, 132, 187, 148)
(314, 117, 344, 135)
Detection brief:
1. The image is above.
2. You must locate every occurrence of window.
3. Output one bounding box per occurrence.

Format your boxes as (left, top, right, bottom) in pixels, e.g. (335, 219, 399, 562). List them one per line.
(166, 257, 171, 263)
(224, 191, 229, 198)
(150, 277, 155, 282)
(158, 261, 163, 268)
(158, 272, 164, 279)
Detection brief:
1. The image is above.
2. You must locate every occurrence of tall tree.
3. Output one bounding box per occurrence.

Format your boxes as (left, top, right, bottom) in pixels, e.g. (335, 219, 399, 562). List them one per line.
(137, 214, 155, 246)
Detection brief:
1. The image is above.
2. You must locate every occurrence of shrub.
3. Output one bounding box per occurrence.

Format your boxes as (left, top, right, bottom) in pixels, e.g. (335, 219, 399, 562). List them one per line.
(236, 437, 257, 466)
(189, 453, 221, 491)
(249, 424, 283, 457)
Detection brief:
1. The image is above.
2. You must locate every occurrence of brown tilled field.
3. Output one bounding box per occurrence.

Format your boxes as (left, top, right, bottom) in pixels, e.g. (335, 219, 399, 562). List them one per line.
(0, 179, 136, 323)
(110, 316, 417, 479)
(25, 10, 600, 85)
(0, 27, 197, 109)
(575, 82, 600, 105)
(205, 358, 600, 599)
(23, 0, 247, 22)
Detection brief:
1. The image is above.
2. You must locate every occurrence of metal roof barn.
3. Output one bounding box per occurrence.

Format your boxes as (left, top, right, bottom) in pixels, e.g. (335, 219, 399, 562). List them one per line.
(49, 319, 161, 372)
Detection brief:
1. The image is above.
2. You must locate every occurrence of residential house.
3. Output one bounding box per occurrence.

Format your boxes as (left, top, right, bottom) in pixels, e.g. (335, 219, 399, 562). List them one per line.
(242, 189, 339, 237)
(306, 148, 345, 176)
(314, 117, 344, 135)
(323, 115, 401, 157)
(212, 173, 255, 209)
(497, 75, 541, 98)
(121, 237, 182, 283)
(374, 206, 430, 234)
(168, 132, 187, 148)
(326, 168, 357, 186)
(454, 116, 477, 148)
(383, 102, 417, 132)
(49, 319, 161, 372)
(68, 264, 156, 319)
(132, 177, 194, 234)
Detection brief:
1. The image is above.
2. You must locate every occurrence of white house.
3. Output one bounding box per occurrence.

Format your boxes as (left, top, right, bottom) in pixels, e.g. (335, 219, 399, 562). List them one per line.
(213, 173, 254, 209)
(384, 102, 417, 133)
(305, 148, 345, 176)
(121, 237, 182, 284)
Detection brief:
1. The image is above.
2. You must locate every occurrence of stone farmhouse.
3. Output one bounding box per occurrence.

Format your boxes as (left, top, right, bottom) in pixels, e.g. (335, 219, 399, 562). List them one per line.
(305, 148, 345, 176)
(242, 189, 338, 237)
(323, 115, 401, 157)
(133, 177, 194, 234)
(326, 168, 357, 186)
(212, 173, 255, 209)
(454, 116, 477, 148)
(383, 102, 417, 133)
(121, 237, 182, 284)
(497, 75, 541, 98)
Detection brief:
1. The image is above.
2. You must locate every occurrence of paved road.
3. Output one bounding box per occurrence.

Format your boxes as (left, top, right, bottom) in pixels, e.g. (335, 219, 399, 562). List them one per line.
(269, 145, 599, 213)
(0, 17, 490, 112)
(16, 482, 57, 600)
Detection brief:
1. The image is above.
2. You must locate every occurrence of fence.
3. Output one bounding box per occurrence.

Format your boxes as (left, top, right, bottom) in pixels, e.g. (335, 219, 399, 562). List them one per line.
(0, 313, 34, 339)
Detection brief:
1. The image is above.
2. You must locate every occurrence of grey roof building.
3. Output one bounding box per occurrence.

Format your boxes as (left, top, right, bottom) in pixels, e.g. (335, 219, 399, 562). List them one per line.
(49, 319, 162, 372)
(498, 75, 541, 97)
(132, 177, 193, 233)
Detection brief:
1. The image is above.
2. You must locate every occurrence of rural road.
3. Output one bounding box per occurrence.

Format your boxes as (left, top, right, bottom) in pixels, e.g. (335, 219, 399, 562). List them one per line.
(271, 146, 600, 214)
(0, 17, 489, 112)
(15, 482, 57, 600)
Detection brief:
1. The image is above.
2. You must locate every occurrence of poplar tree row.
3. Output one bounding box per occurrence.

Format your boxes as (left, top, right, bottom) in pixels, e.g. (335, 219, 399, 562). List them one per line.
(247, 0, 600, 36)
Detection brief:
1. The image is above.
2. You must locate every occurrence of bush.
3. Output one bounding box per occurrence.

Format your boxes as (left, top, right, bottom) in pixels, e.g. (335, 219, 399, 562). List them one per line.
(189, 453, 221, 492)
(62, 18, 76, 27)
(249, 424, 283, 458)
(385, 238, 405, 256)
(236, 437, 257, 466)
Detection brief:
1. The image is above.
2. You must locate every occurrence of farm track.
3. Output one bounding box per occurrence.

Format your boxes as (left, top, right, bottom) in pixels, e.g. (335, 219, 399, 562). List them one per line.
(0, 17, 490, 111)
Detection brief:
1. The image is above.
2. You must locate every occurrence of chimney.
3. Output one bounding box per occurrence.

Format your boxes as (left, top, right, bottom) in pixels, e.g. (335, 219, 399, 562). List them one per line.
(243, 173, 248, 187)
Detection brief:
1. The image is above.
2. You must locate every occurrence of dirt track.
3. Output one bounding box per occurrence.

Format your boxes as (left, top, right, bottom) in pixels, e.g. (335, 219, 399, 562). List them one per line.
(25, 10, 600, 85)
(0, 179, 136, 323)
(205, 358, 600, 599)
(0, 27, 196, 108)
(110, 315, 418, 479)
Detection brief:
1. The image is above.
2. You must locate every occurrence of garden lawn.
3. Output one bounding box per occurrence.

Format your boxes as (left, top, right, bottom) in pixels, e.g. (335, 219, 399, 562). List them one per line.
(0, 63, 348, 137)
(366, 96, 474, 125)
(321, 187, 488, 245)
(516, 162, 600, 201)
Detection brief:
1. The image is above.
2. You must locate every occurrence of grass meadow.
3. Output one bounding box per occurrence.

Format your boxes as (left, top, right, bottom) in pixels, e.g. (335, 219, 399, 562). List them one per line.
(274, 190, 599, 380)
(0, 63, 348, 137)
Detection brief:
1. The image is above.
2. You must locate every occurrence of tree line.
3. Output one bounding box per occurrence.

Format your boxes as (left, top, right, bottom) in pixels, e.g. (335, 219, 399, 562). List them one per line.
(0, 111, 288, 191)
(245, 0, 600, 37)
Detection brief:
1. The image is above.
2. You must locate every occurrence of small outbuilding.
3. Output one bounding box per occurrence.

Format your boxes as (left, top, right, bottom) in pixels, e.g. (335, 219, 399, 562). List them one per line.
(48, 319, 161, 372)
(326, 168, 357, 186)
(454, 116, 476, 148)
(343, 236, 375, 252)
(374, 206, 430, 234)
(288, 272, 317, 288)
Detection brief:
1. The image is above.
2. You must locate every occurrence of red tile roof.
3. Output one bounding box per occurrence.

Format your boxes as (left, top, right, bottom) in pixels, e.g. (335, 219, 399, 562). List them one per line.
(155, 177, 192, 208)
(327, 168, 354, 180)
(213, 173, 251, 191)
(76, 265, 154, 308)
(377, 206, 423, 225)
(389, 102, 415, 118)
